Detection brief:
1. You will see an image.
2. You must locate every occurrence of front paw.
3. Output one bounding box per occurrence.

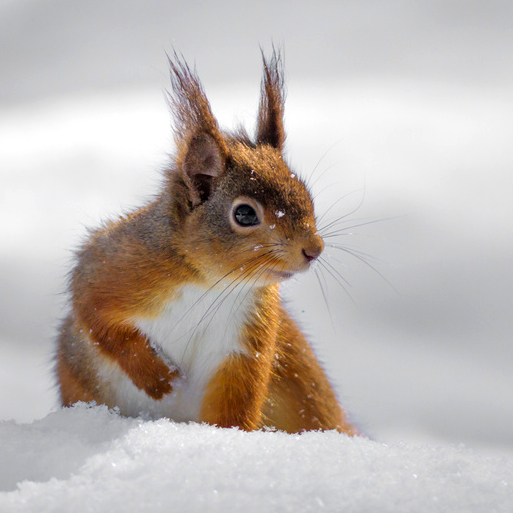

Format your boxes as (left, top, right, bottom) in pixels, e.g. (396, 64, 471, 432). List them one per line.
(131, 359, 180, 400)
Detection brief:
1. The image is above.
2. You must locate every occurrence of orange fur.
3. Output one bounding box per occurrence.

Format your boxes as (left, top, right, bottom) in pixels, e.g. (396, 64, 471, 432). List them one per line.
(56, 356, 96, 406)
(55, 50, 358, 435)
(200, 286, 279, 430)
(264, 307, 358, 435)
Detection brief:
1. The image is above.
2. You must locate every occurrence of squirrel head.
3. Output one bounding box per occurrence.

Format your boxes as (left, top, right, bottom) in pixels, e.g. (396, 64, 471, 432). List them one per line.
(165, 51, 324, 287)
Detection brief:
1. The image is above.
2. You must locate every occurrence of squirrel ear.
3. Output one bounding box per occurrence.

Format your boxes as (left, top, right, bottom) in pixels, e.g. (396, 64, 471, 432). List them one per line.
(183, 132, 226, 207)
(167, 53, 229, 207)
(256, 49, 286, 151)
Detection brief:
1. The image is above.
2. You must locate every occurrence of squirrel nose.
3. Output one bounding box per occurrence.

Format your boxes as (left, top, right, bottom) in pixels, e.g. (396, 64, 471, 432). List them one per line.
(302, 248, 321, 262)
(302, 237, 324, 263)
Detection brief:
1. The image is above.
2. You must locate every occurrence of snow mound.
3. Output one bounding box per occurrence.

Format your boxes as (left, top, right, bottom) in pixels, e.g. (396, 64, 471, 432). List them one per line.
(0, 404, 512, 512)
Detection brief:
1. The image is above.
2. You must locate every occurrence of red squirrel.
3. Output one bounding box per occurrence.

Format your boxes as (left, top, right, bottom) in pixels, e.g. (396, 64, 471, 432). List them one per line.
(55, 50, 357, 435)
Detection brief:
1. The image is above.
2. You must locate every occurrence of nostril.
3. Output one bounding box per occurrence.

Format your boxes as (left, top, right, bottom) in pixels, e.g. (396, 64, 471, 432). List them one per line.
(302, 248, 320, 263)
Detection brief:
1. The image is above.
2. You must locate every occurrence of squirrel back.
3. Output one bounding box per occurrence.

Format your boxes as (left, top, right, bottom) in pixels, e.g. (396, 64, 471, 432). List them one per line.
(55, 51, 357, 435)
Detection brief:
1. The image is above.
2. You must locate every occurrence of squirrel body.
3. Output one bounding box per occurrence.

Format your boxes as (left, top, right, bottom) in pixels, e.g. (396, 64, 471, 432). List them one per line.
(55, 51, 357, 435)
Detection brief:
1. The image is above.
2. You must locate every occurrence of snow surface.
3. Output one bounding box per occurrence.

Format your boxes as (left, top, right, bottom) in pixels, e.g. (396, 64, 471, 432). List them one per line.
(1, 403, 512, 513)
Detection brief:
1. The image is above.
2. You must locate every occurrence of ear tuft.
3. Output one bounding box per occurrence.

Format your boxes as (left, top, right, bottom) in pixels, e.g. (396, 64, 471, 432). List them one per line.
(166, 52, 226, 147)
(256, 48, 286, 151)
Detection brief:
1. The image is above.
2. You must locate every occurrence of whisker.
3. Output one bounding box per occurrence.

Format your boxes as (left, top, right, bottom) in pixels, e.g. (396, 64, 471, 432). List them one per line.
(305, 139, 343, 191)
(318, 180, 366, 233)
(321, 215, 402, 239)
(317, 259, 357, 306)
(319, 256, 352, 288)
(193, 252, 275, 320)
(308, 164, 337, 196)
(223, 253, 281, 330)
(179, 250, 281, 359)
(168, 248, 278, 337)
(326, 243, 383, 263)
(326, 245, 399, 294)
(178, 269, 259, 360)
(313, 266, 335, 329)
(310, 180, 344, 202)
(316, 188, 364, 228)
(188, 255, 280, 355)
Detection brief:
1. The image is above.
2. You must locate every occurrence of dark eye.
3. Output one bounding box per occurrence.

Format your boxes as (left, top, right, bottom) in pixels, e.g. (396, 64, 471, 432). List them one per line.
(234, 204, 260, 227)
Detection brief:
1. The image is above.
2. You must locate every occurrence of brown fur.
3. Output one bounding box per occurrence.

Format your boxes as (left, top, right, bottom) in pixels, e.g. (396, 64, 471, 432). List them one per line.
(56, 50, 358, 435)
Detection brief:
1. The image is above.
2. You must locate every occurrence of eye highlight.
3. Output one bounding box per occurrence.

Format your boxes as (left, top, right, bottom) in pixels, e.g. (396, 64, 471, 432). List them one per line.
(233, 204, 260, 227)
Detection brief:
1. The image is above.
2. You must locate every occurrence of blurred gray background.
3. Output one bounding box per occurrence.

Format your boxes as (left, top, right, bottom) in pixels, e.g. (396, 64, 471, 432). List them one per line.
(1, 0, 512, 455)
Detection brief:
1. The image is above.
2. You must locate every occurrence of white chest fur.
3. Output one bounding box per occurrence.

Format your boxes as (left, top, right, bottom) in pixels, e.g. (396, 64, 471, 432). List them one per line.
(97, 283, 257, 421)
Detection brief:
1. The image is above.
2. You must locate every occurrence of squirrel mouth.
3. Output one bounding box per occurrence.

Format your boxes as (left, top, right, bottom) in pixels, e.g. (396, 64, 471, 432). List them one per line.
(266, 269, 295, 280)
